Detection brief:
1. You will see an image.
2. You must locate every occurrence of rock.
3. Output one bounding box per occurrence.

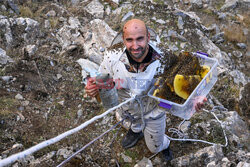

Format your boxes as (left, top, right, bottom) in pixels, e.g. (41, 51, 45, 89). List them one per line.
(44, 20, 50, 29)
(236, 43, 247, 49)
(83, 19, 117, 64)
(7, 0, 19, 14)
(134, 157, 153, 167)
(169, 44, 179, 51)
(1, 143, 23, 157)
(56, 19, 83, 50)
(17, 155, 35, 166)
(105, 6, 111, 16)
(46, 10, 56, 17)
(229, 70, 248, 85)
(0, 17, 40, 47)
(71, 0, 80, 5)
(207, 161, 216, 167)
(121, 153, 132, 163)
(23, 45, 38, 58)
(30, 151, 56, 165)
(167, 30, 187, 42)
(77, 109, 83, 118)
(1, 76, 12, 82)
(15, 93, 24, 100)
(84, 0, 104, 19)
(1, 5, 7, 11)
(0, 18, 12, 45)
(220, 0, 238, 11)
(112, 3, 133, 15)
(180, 121, 191, 133)
(121, 11, 134, 22)
(0, 48, 14, 65)
(21, 100, 30, 106)
(220, 157, 232, 167)
(24, 18, 39, 32)
(177, 16, 184, 29)
(221, 51, 233, 69)
(56, 74, 62, 80)
(218, 12, 227, 20)
(190, 0, 203, 8)
(211, 32, 224, 44)
(17, 112, 25, 121)
(174, 9, 201, 23)
(239, 83, 250, 116)
(156, 19, 166, 24)
(112, 0, 119, 4)
(223, 111, 249, 148)
(237, 161, 250, 167)
(196, 29, 223, 63)
(57, 147, 73, 160)
(171, 145, 224, 166)
(58, 100, 64, 106)
(232, 50, 243, 58)
(77, 58, 99, 79)
(68, 17, 81, 29)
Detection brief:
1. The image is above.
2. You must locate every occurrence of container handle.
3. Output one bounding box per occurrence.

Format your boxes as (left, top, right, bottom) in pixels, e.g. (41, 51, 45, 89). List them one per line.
(159, 102, 172, 109)
(196, 51, 208, 57)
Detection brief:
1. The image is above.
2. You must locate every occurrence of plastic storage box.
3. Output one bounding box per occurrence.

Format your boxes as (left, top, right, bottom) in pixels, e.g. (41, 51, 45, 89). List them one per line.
(148, 52, 219, 120)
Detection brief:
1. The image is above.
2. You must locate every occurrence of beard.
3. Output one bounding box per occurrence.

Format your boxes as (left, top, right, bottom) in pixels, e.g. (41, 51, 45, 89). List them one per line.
(127, 45, 148, 60)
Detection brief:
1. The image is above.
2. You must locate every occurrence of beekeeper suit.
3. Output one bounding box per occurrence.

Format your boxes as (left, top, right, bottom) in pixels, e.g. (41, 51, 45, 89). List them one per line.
(85, 19, 173, 161)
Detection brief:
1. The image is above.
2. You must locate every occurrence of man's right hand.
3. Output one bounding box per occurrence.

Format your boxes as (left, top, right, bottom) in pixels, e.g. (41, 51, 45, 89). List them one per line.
(85, 77, 99, 97)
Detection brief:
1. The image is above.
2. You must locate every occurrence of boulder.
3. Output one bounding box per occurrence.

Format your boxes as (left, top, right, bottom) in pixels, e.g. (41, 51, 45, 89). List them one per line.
(83, 19, 117, 65)
(171, 145, 224, 166)
(0, 48, 13, 65)
(84, 0, 104, 19)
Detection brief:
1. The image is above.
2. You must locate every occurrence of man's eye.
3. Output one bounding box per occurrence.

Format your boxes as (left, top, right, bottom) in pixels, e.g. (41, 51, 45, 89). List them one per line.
(137, 37, 144, 41)
(126, 39, 132, 42)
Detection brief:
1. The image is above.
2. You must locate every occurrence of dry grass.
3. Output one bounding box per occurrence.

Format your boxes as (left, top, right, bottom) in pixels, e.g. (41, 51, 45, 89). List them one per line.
(223, 24, 247, 43)
(0, 98, 18, 116)
(20, 6, 33, 18)
(49, 18, 59, 29)
(242, 13, 250, 28)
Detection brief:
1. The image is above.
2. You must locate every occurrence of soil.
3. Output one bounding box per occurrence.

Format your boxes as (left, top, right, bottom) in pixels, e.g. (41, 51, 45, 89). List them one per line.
(154, 50, 202, 104)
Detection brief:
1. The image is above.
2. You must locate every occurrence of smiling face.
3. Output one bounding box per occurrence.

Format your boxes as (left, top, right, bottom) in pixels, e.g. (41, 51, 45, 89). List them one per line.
(122, 19, 150, 62)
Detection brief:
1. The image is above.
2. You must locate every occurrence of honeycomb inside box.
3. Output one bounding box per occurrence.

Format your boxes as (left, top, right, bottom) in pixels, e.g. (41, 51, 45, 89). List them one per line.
(153, 51, 211, 104)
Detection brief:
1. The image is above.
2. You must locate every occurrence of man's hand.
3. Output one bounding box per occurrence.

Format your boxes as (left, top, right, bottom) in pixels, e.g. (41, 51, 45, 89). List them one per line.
(194, 96, 207, 111)
(85, 77, 99, 97)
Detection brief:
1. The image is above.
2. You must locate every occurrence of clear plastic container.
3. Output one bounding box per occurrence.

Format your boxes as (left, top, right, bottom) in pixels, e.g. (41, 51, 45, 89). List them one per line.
(148, 52, 218, 120)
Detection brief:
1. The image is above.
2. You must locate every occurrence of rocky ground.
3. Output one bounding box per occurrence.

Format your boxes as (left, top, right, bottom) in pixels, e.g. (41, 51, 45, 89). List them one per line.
(0, 0, 249, 166)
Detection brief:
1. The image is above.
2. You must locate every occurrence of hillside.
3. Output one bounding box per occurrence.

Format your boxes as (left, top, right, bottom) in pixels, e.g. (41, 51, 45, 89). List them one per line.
(0, 0, 249, 166)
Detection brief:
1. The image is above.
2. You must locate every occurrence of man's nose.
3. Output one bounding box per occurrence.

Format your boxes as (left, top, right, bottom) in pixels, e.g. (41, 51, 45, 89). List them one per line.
(131, 41, 139, 49)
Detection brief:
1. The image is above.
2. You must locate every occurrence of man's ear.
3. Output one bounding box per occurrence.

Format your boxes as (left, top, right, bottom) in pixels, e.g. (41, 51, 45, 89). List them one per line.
(147, 31, 150, 42)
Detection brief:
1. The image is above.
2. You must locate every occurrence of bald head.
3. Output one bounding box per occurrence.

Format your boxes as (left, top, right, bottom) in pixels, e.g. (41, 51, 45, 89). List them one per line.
(122, 19, 150, 62)
(122, 19, 148, 36)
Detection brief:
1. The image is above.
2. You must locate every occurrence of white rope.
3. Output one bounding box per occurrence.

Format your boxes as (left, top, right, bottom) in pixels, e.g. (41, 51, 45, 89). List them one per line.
(0, 97, 135, 167)
(166, 108, 228, 147)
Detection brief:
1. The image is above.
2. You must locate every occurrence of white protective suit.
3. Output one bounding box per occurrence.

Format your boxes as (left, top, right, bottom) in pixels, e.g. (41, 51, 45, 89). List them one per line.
(98, 41, 170, 153)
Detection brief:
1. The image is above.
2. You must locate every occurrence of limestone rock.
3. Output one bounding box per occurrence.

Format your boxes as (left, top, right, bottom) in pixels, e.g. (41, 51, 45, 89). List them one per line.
(83, 19, 117, 64)
(0, 48, 13, 65)
(223, 111, 249, 147)
(134, 157, 153, 167)
(121, 153, 132, 163)
(56, 147, 73, 160)
(171, 145, 224, 166)
(84, 0, 104, 19)
(56, 17, 83, 50)
(77, 58, 99, 79)
(220, 0, 238, 11)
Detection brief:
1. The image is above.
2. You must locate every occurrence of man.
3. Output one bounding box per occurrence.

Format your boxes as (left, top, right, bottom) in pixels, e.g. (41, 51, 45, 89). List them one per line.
(85, 19, 205, 162)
